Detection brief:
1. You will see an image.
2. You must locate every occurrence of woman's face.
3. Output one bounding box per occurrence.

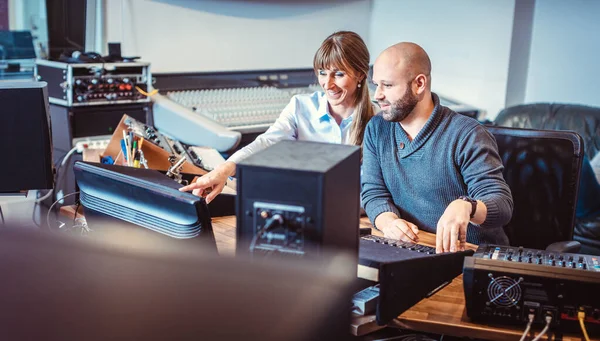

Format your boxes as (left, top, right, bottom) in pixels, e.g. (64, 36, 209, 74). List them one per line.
(317, 67, 361, 109)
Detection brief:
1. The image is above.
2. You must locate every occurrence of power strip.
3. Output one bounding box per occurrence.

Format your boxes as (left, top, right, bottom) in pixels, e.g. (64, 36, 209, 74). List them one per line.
(73, 136, 112, 152)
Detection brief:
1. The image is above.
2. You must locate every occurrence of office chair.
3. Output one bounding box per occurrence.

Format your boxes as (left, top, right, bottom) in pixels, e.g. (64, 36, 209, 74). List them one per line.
(485, 126, 584, 252)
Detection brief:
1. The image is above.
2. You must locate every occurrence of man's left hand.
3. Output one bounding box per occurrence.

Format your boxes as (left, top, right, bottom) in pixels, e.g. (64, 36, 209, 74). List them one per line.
(436, 199, 471, 253)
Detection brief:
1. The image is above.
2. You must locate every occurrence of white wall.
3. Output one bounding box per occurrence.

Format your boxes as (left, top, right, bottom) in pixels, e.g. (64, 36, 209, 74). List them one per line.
(104, 0, 372, 73)
(102, 0, 600, 115)
(525, 0, 600, 107)
(368, 0, 516, 119)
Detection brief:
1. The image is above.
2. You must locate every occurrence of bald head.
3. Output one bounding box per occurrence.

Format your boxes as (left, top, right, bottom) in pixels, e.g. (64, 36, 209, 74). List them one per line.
(376, 42, 431, 84)
(372, 42, 434, 123)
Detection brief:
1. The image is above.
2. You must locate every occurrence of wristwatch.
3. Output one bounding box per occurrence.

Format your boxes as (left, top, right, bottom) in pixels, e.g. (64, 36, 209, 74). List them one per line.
(459, 196, 477, 218)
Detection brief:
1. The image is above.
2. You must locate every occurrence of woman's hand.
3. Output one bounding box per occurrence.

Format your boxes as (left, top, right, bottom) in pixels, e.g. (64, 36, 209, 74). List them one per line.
(179, 161, 236, 203)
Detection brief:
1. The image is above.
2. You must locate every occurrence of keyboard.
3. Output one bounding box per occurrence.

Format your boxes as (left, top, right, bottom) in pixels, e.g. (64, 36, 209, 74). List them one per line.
(361, 235, 436, 255)
(359, 234, 473, 325)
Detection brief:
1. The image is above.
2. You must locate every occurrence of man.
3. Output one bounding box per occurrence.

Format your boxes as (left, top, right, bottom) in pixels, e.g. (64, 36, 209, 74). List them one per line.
(361, 42, 513, 253)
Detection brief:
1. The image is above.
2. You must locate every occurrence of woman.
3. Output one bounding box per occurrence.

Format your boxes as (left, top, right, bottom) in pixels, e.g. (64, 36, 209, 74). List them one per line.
(179, 31, 374, 202)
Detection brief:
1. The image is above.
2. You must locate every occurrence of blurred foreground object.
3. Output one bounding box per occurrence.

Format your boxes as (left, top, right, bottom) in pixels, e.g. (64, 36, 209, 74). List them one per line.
(0, 227, 355, 341)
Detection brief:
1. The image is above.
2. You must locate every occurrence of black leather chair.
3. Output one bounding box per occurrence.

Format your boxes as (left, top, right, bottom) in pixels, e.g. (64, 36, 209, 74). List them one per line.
(494, 103, 600, 255)
(494, 103, 599, 159)
(485, 126, 584, 252)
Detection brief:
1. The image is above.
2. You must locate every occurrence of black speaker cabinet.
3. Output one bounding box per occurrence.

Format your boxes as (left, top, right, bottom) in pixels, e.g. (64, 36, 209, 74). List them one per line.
(236, 140, 361, 260)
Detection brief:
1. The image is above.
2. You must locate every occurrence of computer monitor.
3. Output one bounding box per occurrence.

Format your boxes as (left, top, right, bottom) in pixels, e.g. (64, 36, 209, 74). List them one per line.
(0, 81, 53, 193)
(0, 226, 355, 340)
(73, 161, 216, 251)
(0, 31, 37, 60)
(152, 93, 242, 152)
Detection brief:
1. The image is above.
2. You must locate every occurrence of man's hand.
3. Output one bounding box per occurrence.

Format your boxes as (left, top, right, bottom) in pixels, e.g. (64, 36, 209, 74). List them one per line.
(382, 218, 419, 243)
(178, 161, 236, 203)
(436, 199, 471, 253)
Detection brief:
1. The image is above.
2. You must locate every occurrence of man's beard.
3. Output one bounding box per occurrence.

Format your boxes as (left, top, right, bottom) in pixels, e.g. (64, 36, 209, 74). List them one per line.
(380, 84, 419, 122)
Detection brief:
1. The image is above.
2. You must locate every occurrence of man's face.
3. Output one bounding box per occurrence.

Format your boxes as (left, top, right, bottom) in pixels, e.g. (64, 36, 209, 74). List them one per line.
(372, 59, 418, 122)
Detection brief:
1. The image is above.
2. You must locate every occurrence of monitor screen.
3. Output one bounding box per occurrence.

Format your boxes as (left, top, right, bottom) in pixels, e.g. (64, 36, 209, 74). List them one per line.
(0, 81, 53, 192)
(0, 31, 36, 60)
(73, 161, 216, 251)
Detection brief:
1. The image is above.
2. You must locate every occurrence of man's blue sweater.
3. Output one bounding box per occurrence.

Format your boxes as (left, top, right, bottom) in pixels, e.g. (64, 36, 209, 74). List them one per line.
(361, 93, 513, 244)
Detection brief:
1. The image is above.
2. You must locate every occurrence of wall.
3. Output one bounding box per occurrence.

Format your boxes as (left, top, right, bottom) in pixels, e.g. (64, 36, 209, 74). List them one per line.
(524, 0, 600, 107)
(104, 0, 372, 73)
(368, 0, 516, 119)
(103, 0, 600, 115)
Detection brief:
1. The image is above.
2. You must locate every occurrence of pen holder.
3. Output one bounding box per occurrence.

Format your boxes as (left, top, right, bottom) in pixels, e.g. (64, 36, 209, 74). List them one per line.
(98, 114, 208, 177)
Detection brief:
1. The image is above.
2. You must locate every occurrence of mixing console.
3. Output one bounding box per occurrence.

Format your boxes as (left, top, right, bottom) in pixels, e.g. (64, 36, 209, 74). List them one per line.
(464, 244, 600, 332)
(166, 85, 321, 134)
(476, 245, 600, 271)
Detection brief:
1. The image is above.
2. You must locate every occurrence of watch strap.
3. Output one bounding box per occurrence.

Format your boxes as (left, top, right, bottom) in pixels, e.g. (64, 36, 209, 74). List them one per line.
(459, 196, 477, 218)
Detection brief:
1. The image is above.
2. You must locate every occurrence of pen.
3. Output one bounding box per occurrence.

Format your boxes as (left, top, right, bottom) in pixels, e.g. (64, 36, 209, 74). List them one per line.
(129, 131, 134, 152)
(133, 150, 141, 168)
(123, 130, 131, 166)
(120, 139, 128, 164)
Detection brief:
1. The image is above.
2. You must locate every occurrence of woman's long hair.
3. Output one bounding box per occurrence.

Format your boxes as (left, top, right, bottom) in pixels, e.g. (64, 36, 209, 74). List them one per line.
(313, 31, 374, 148)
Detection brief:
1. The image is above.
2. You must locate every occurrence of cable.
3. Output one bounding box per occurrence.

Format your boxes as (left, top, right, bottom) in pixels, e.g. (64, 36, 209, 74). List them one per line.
(46, 191, 80, 231)
(0, 206, 4, 226)
(31, 146, 78, 206)
(578, 311, 591, 341)
(520, 313, 535, 341)
(249, 214, 283, 253)
(248, 226, 267, 253)
(61, 146, 79, 168)
(135, 86, 158, 97)
(31, 200, 41, 227)
(531, 315, 552, 341)
(73, 201, 81, 226)
(35, 189, 54, 204)
(53, 146, 80, 203)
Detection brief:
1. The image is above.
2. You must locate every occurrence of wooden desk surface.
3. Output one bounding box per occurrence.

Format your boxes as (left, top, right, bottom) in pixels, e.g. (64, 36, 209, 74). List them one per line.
(209, 215, 591, 341)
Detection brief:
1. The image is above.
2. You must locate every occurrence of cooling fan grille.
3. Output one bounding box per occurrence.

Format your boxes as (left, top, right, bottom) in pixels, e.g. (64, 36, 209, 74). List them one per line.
(486, 274, 523, 307)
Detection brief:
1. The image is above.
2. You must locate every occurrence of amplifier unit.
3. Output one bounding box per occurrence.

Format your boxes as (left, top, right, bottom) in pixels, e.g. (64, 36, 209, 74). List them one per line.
(464, 244, 600, 334)
(35, 60, 152, 107)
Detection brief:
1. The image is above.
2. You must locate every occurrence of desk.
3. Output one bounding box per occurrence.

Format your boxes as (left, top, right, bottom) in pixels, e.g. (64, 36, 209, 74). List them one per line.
(206, 215, 591, 341)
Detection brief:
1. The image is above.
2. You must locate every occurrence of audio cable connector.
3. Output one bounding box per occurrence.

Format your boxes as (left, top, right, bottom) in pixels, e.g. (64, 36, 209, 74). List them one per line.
(519, 313, 535, 341)
(531, 315, 552, 341)
(578, 310, 591, 341)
